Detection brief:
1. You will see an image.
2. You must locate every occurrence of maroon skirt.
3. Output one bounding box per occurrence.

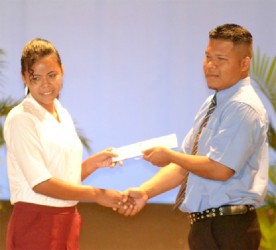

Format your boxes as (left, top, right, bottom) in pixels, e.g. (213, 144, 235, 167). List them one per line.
(6, 202, 82, 250)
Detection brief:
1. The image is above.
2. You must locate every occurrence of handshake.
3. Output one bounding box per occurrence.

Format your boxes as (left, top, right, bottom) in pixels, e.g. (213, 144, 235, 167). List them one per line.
(86, 134, 178, 215)
(94, 187, 150, 217)
(88, 146, 166, 216)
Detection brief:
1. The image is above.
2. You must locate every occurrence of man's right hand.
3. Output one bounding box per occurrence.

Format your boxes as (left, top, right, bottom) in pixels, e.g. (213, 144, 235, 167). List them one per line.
(114, 187, 149, 216)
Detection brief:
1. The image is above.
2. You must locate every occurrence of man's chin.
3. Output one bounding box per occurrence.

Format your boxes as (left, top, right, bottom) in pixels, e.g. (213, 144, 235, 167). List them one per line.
(207, 83, 217, 90)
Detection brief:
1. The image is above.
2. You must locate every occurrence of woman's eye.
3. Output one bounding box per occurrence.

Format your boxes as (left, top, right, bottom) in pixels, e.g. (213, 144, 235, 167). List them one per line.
(31, 76, 40, 82)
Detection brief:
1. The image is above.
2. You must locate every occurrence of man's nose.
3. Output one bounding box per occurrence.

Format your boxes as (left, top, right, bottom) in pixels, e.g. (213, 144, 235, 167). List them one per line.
(206, 60, 217, 68)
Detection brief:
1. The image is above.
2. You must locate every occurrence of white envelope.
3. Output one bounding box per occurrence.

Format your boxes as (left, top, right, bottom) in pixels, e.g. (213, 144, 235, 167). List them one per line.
(112, 133, 178, 162)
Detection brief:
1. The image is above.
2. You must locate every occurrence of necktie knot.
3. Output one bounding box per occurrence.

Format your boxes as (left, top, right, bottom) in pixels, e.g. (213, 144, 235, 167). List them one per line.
(211, 94, 217, 106)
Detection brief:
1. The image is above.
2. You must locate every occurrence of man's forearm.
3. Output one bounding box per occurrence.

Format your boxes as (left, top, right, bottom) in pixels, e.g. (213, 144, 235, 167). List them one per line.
(140, 163, 185, 199)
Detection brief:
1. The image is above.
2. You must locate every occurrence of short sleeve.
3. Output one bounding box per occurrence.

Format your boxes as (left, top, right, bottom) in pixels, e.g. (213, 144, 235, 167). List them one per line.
(208, 102, 265, 174)
(4, 113, 52, 188)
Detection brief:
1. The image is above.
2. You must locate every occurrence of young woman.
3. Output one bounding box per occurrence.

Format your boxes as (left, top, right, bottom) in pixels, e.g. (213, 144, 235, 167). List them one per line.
(4, 38, 130, 249)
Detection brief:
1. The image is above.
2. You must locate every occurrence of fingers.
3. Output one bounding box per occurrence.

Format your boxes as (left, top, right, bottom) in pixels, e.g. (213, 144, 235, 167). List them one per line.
(112, 197, 134, 213)
(104, 148, 119, 158)
(97, 157, 123, 168)
(112, 191, 138, 216)
(114, 200, 138, 216)
(117, 160, 123, 166)
(97, 149, 124, 168)
(96, 158, 112, 168)
(110, 160, 123, 168)
(117, 204, 137, 216)
(142, 148, 153, 156)
(142, 148, 155, 162)
(113, 188, 148, 216)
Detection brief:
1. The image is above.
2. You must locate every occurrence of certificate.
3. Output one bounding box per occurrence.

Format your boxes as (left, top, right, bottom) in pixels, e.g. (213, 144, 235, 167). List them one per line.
(112, 133, 178, 162)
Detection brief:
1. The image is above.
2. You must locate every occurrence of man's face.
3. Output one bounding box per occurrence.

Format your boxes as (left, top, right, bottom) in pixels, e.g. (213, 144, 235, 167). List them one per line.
(203, 39, 249, 91)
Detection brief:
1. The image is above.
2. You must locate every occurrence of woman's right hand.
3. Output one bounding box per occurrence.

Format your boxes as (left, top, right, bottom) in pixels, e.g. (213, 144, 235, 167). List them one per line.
(114, 187, 149, 216)
(93, 188, 134, 210)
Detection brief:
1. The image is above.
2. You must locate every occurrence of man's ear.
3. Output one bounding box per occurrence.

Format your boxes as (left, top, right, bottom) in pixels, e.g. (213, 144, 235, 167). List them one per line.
(241, 56, 251, 72)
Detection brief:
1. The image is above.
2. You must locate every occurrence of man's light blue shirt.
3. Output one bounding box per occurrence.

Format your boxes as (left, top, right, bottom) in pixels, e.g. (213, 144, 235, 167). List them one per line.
(179, 77, 269, 213)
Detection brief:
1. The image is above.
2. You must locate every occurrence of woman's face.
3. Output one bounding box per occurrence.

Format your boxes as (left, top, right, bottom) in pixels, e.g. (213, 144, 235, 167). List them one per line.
(22, 54, 63, 112)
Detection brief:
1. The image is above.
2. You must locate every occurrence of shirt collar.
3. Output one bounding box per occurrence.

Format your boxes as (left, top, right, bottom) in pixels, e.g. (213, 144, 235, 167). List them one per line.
(215, 77, 250, 105)
(23, 94, 60, 121)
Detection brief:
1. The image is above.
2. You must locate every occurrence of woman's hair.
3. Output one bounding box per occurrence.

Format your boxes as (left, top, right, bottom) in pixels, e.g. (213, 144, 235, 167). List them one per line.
(21, 38, 62, 76)
(209, 24, 253, 58)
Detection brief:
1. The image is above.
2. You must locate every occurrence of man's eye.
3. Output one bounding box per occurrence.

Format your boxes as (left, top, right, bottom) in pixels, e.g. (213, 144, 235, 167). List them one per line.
(49, 73, 56, 78)
(49, 73, 58, 80)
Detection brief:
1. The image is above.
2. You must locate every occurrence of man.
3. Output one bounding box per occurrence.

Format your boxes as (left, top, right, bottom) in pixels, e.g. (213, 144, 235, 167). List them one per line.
(119, 24, 269, 250)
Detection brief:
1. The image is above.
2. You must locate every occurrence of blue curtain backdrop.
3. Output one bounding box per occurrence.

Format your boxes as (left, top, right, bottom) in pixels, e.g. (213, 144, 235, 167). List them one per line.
(0, 0, 275, 202)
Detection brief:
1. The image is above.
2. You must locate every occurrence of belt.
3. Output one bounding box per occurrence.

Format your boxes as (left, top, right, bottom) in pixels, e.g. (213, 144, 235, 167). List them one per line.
(188, 205, 255, 224)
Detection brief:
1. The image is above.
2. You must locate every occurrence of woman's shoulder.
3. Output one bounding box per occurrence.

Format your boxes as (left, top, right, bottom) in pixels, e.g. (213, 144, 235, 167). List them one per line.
(6, 97, 43, 124)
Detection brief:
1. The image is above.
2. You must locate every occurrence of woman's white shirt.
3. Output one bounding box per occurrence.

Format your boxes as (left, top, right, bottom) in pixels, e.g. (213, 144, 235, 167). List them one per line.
(4, 94, 83, 207)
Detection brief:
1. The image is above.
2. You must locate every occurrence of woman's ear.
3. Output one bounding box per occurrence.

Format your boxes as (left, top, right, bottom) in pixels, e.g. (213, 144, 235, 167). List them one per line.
(21, 72, 29, 86)
(24, 86, 29, 96)
(21, 72, 29, 96)
(21, 72, 26, 83)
